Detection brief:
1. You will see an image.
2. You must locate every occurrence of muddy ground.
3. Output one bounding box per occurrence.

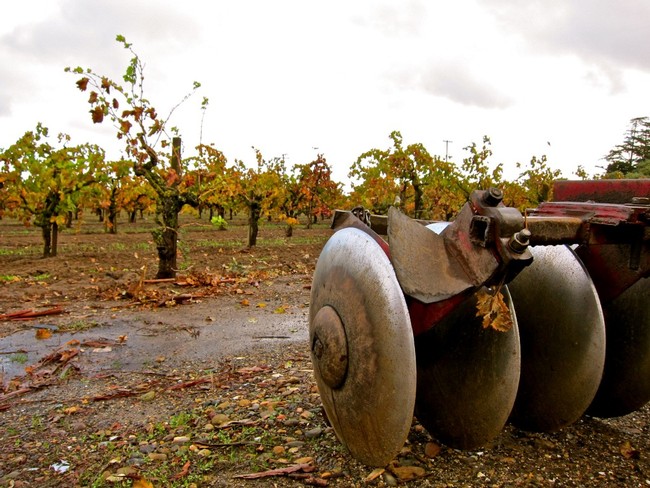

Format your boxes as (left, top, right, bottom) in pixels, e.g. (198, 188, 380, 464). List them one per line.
(1, 214, 650, 487)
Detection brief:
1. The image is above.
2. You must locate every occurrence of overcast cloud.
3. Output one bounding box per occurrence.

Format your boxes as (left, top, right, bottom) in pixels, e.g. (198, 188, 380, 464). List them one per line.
(1, 0, 649, 184)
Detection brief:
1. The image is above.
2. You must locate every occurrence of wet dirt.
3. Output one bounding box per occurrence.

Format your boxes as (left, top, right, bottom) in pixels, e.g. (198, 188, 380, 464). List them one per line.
(0, 216, 327, 386)
(0, 288, 310, 382)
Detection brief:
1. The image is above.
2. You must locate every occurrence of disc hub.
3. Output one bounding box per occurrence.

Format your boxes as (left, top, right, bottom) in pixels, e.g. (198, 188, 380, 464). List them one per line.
(311, 305, 348, 389)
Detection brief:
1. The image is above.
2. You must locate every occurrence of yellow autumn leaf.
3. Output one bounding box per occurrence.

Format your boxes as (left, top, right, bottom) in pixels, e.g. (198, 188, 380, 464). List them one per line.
(256, 302, 267, 308)
(240, 299, 250, 307)
(475, 288, 513, 332)
(273, 306, 286, 314)
(35, 328, 53, 340)
(132, 477, 154, 488)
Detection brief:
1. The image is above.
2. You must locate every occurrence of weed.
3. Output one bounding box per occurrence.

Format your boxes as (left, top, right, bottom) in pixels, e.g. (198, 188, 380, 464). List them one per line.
(169, 411, 193, 429)
(0, 274, 21, 282)
(30, 415, 45, 431)
(211, 215, 228, 230)
(224, 257, 248, 275)
(9, 352, 28, 364)
(59, 320, 97, 332)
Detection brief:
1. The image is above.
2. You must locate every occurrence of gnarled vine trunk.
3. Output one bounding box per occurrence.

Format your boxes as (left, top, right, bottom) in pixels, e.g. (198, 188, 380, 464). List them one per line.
(248, 200, 261, 247)
(153, 196, 182, 279)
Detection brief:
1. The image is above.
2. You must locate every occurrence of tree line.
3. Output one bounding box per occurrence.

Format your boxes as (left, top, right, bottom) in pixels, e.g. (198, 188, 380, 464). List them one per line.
(1, 35, 647, 279)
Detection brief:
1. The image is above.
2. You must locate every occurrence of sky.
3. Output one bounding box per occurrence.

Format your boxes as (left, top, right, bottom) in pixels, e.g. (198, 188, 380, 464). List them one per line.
(1, 0, 649, 189)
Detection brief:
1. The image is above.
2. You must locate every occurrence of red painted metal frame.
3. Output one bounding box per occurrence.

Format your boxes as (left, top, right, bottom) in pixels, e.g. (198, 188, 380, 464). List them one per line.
(553, 179, 650, 204)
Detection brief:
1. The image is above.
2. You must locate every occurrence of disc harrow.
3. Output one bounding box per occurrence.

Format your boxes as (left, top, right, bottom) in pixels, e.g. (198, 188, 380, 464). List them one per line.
(309, 179, 649, 466)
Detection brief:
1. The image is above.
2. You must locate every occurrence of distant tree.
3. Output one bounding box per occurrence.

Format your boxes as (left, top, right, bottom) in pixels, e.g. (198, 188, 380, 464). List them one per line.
(350, 131, 435, 218)
(457, 136, 504, 196)
(420, 157, 465, 221)
(236, 148, 284, 247)
(295, 154, 342, 227)
(67, 35, 207, 277)
(0, 124, 106, 257)
(503, 154, 562, 210)
(604, 116, 650, 178)
(189, 144, 231, 220)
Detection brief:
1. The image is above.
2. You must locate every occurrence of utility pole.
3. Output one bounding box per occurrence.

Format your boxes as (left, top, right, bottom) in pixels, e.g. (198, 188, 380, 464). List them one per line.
(443, 140, 453, 163)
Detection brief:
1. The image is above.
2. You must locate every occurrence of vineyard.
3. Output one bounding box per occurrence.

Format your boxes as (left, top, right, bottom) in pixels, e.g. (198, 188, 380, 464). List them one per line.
(1, 34, 650, 487)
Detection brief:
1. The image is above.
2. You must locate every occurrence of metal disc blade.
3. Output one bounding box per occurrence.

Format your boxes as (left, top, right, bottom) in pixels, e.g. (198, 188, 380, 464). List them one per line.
(588, 277, 650, 417)
(309, 227, 416, 466)
(414, 286, 520, 450)
(508, 245, 606, 431)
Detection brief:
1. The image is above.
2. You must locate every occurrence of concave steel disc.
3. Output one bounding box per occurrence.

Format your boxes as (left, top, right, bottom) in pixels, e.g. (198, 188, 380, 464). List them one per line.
(309, 227, 416, 467)
(414, 286, 520, 450)
(507, 245, 606, 431)
(588, 277, 650, 417)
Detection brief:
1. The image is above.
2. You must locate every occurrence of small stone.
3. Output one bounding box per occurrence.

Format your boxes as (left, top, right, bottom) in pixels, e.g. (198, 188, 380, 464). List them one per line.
(3, 470, 21, 480)
(304, 427, 322, 438)
(148, 453, 168, 461)
(203, 423, 215, 432)
(238, 399, 251, 407)
(140, 391, 156, 402)
(272, 445, 286, 455)
(198, 448, 212, 457)
(139, 444, 156, 454)
(286, 441, 305, 448)
(284, 418, 300, 427)
(212, 413, 230, 426)
(382, 472, 398, 486)
(173, 436, 191, 444)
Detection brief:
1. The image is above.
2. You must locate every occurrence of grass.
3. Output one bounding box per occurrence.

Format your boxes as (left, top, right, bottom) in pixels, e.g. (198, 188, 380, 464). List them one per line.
(0, 274, 21, 282)
(9, 352, 29, 364)
(59, 320, 97, 332)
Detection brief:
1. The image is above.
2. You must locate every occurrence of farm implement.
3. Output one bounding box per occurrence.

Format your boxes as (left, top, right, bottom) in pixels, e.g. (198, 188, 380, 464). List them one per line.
(308, 179, 649, 466)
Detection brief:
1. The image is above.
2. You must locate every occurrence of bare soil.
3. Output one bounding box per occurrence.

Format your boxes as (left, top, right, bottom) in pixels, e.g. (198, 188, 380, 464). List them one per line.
(1, 215, 650, 487)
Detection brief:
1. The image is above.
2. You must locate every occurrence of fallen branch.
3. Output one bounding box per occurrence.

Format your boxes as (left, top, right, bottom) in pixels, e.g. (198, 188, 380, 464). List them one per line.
(0, 309, 33, 319)
(194, 440, 266, 449)
(0, 387, 33, 403)
(233, 463, 314, 480)
(166, 377, 212, 390)
(0, 306, 65, 321)
(143, 278, 176, 284)
(0, 349, 30, 355)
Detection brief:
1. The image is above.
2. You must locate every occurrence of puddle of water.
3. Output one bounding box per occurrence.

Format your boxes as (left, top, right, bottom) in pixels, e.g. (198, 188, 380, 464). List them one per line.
(1, 313, 309, 384)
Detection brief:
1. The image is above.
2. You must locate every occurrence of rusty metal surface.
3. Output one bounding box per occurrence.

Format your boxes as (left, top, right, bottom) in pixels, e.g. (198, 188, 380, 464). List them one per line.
(414, 286, 520, 449)
(553, 179, 650, 204)
(309, 227, 416, 467)
(388, 206, 474, 303)
(588, 277, 650, 417)
(508, 245, 606, 432)
(526, 216, 588, 245)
